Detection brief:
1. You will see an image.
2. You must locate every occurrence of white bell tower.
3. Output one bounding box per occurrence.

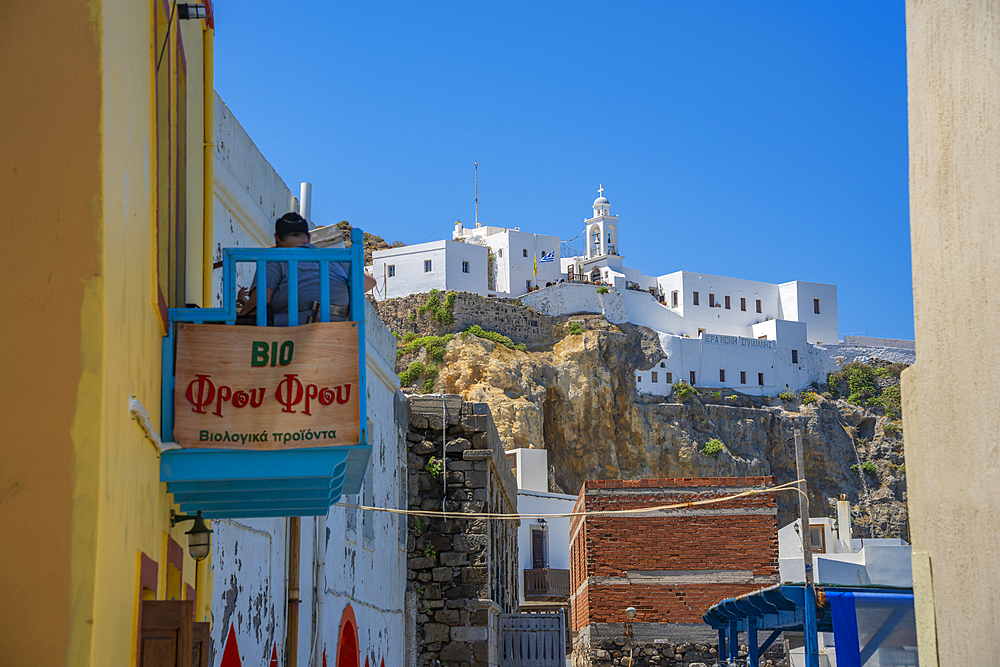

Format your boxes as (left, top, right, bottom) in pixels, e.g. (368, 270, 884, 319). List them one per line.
(585, 184, 619, 259)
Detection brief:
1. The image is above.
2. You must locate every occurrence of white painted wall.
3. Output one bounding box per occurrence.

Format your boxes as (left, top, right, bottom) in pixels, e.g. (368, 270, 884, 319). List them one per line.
(455, 223, 561, 295)
(298, 304, 406, 667)
(370, 240, 488, 301)
(778, 281, 839, 345)
(510, 448, 577, 607)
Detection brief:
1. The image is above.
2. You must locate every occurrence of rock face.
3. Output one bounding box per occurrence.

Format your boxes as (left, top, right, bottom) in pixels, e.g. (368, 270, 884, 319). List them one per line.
(427, 321, 908, 536)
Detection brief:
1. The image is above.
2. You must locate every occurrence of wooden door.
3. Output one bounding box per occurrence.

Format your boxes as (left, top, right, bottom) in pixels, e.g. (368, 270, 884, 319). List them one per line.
(191, 622, 210, 667)
(140, 600, 194, 667)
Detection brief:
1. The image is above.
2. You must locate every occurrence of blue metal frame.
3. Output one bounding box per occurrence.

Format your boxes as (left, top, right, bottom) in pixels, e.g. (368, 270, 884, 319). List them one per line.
(704, 584, 915, 667)
(159, 228, 371, 519)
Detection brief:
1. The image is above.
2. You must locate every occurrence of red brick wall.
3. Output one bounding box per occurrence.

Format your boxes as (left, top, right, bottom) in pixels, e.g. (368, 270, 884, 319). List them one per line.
(569, 477, 778, 631)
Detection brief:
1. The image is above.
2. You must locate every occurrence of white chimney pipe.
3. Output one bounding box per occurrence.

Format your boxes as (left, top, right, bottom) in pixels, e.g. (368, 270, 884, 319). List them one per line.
(299, 182, 312, 224)
(837, 496, 852, 553)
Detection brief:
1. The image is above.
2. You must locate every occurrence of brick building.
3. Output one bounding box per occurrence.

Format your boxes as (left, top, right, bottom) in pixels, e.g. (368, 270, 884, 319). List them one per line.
(569, 478, 779, 666)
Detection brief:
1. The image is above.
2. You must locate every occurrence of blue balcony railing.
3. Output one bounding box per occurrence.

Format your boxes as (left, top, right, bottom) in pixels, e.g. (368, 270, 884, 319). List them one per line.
(159, 228, 371, 519)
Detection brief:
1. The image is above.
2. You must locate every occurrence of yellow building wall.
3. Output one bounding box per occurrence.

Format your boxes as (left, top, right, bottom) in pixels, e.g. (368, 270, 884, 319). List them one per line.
(1, 1, 212, 665)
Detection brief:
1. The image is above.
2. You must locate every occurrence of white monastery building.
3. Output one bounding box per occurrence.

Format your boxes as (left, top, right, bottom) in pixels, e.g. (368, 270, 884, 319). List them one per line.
(370, 186, 914, 396)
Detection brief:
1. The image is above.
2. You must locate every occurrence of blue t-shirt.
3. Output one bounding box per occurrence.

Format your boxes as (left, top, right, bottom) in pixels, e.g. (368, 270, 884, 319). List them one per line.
(251, 243, 351, 326)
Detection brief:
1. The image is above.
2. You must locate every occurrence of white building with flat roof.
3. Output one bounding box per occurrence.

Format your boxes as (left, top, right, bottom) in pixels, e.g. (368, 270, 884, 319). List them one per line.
(370, 239, 488, 300)
(453, 221, 562, 295)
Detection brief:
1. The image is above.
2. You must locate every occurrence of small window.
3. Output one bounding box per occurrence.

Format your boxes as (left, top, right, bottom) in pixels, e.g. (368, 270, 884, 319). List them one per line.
(709, 293, 716, 308)
(791, 350, 799, 364)
(756, 299, 762, 314)
(523, 248, 528, 258)
(719, 369, 725, 382)
(672, 290, 679, 307)
(741, 297, 746, 311)
(660, 362, 665, 368)
(387, 265, 395, 277)
(651, 372, 658, 383)
(424, 260, 432, 272)
(758, 372, 764, 386)
(637, 375, 642, 382)
(498, 248, 503, 257)
(814, 298, 821, 314)
(698, 328, 706, 337)
(740, 371, 746, 384)
(693, 291, 700, 306)
(526, 280, 531, 290)
(665, 372, 673, 383)
(724, 295, 731, 310)
(690, 371, 696, 385)
(809, 524, 827, 554)
(462, 261, 470, 274)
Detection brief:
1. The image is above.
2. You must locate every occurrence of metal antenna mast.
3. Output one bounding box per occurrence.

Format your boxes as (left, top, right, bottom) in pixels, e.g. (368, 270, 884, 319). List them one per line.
(474, 162, 479, 227)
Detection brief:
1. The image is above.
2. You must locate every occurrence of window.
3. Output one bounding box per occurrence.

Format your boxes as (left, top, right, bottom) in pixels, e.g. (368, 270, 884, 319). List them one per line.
(387, 264, 395, 277)
(719, 369, 725, 382)
(523, 248, 528, 257)
(637, 375, 642, 382)
(665, 372, 673, 383)
(725, 295, 731, 310)
(698, 328, 706, 337)
(526, 280, 532, 290)
(809, 524, 827, 554)
(462, 261, 470, 274)
(671, 290, 679, 307)
(693, 291, 699, 305)
(756, 299, 762, 314)
(791, 350, 799, 364)
(814, 298, 821, 314)
(660, 362, 665, 368)
(740, 371, 746, 384)
(709, 293, 716, 308)
(424, 260, 432, 272)
(758, 372, 765, 386)
(690, 371, 697, 385)
(498, 248, 503, 257)
(741, 297, 746, 311)
(651, 372, 657, 383)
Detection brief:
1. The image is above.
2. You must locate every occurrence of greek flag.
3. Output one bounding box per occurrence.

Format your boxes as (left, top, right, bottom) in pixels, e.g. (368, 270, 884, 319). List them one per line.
(539, 251, 555, 263)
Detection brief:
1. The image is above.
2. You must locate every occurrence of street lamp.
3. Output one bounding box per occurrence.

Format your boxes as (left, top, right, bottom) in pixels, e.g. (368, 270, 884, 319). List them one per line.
(171, 510, 213, 561)
(624, 606, 637, 637)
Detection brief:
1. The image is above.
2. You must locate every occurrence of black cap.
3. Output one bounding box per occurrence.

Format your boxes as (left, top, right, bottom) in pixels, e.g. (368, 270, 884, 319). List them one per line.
(275, 212, 309, 237)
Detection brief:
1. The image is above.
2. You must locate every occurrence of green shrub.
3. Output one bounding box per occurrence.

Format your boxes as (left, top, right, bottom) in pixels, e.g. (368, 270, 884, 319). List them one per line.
(850, 464, 860, 475)
(713, 391, 722, 398)
(423, 544, 437, 559)
(402, 332, 417, 343)
(702, 438, 724, 458)
(861, 461, 877, 475)
(392, 331, 401, 339)
(422, 377, 435, 393)
(874, 367, 892, 378)
(465, 325, 526, 351)
(398, 361, 426, 387)
(800, 392, 818, 405)
(597, 285, 609, 294)
(777, 391, 794, 402)
(444, 292, 457, 309)
(396, 349, 403, 359)
(673, 381, 695, 398)
(881, 384, 902, 420)
(566, 322, 584, 336)
(726, 394, 738, 401)
(883, 423, 900, 436)
(425, 457, 442, 477)
(842, 362, 878, 406)
(407, 313, 416, 322)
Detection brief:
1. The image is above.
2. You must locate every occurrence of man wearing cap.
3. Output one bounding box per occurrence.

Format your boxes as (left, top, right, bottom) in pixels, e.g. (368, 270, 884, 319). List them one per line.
(239, 212, 375, 326)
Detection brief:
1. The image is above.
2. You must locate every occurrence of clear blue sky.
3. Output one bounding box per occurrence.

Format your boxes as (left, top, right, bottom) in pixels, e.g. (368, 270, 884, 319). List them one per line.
(214, 2, 911, 340)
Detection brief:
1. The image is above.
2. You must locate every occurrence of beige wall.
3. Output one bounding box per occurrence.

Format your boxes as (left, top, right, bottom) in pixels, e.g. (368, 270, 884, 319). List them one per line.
(903, 2, 1000, 665)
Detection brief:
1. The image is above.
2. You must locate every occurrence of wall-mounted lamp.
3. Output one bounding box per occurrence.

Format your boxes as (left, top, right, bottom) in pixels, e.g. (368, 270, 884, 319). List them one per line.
(537, 518, 547, 527)
(624, 606, 637, 637)
(171, 510, 213, 561)
(177, 4, 207, 19)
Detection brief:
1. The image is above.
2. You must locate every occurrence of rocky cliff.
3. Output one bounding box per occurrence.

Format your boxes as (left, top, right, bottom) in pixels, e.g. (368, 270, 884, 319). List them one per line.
(380, 299, 909, 538)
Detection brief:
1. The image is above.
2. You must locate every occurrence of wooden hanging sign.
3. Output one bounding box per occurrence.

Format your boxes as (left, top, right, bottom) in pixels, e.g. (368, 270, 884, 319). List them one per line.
(173, 322, 360, 449)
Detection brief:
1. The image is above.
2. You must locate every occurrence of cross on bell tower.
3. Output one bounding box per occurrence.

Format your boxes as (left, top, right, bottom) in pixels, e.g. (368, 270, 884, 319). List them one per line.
(598, 184, 604, 198)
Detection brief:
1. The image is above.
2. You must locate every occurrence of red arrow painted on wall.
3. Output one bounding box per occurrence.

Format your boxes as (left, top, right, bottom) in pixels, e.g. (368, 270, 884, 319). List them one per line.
(269, 643, 279, 666)
(220, 624, 242, 667)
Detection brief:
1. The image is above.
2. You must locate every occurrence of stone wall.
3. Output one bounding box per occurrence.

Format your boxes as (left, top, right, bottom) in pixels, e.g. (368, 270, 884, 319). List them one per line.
(575, 633, 787, 667)
(405, 395, 519, 667)
(371, 291, 569, 348)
